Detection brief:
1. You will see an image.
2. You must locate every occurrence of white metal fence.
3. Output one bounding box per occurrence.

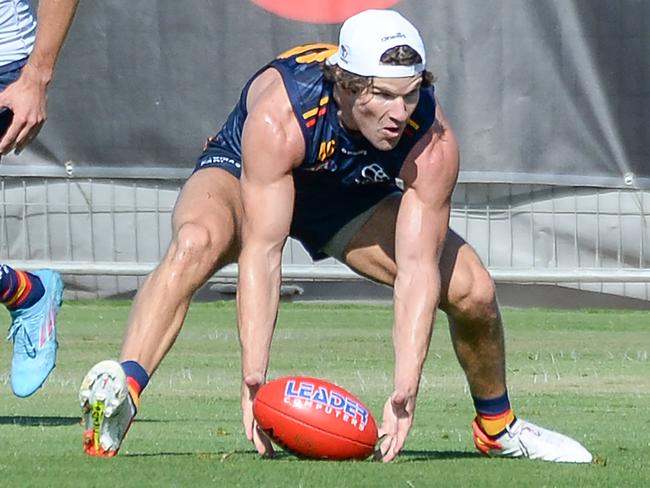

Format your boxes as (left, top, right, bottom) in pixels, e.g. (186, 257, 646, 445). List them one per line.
(1, 177, 648, 299)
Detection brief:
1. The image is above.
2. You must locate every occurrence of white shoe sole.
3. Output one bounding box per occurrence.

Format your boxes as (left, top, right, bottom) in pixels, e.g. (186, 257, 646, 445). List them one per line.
(79, 360, 129, 456)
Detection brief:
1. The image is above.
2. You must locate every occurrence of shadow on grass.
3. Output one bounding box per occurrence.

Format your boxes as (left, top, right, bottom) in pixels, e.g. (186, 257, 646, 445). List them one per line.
(398, 450, 482, 461)
(0, 416, 172, 427)
(0, 416, 81, 427)
(123, 449, 263, 459)
(124, 449, 479, 462)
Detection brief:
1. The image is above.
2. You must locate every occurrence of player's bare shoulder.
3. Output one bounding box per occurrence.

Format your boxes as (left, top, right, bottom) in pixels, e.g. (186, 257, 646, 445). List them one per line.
(400, 100, 459, 198)
(244, 68, 305, 164)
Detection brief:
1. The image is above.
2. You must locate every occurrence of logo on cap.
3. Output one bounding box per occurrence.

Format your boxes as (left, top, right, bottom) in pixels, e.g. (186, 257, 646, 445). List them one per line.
(340, 45, 350, 60)
(381, 32, 407, 42)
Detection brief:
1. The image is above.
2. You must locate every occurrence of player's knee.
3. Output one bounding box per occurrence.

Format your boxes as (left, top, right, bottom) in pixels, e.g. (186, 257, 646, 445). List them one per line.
(447, 266, 498, 322)
(169, 222, 215, 264)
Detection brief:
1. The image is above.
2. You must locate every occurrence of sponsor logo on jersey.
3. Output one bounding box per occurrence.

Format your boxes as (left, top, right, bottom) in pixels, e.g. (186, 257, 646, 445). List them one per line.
(341, 146, 367, 156)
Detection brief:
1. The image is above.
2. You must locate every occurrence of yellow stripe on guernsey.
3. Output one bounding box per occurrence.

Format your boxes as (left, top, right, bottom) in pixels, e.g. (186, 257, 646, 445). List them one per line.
(407, 119, 420, 130)
(302, 96, 329, 120)
(5, 271, 27, 307)
(277, 43, 338, 64)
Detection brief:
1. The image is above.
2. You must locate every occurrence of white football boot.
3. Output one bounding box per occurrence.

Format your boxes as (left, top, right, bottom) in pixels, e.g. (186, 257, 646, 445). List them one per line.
(473, 417, 593, 463)
(79, 360, 136, 457)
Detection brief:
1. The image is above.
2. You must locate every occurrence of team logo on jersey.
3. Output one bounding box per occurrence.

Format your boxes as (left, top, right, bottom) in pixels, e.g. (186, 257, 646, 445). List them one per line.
(355, 163, 391, 185)
(318, 139, 337, 161)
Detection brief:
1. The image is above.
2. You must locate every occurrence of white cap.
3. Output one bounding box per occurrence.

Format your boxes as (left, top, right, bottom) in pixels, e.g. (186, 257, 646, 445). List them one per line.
(326, 9, 426, 78)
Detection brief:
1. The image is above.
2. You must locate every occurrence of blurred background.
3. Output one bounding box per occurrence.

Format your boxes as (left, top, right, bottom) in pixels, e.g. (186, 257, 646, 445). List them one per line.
(2, 0, 649, 307)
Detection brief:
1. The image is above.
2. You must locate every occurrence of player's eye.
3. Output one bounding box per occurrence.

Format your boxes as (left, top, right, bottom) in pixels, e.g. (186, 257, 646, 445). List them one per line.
(372, 91, 395, 101)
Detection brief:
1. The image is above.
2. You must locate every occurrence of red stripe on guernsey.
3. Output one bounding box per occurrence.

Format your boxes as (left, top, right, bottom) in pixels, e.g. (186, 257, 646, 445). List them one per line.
(305, 106, 328, 128)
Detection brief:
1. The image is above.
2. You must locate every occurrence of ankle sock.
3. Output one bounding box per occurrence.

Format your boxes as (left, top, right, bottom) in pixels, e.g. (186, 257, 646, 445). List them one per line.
(0, 265, 44, 310)
(473, 391, 516, 438)
(121, 360, 149, 409)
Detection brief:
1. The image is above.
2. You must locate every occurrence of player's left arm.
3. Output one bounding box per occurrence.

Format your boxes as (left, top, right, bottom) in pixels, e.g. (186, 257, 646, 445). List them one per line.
(378, 102, 460, 462)
(0, 0, 80, 154)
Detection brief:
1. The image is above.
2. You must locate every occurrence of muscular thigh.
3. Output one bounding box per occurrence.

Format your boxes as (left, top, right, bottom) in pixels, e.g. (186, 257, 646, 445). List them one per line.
(172, 167, 243, 266)
(342, 194, 485, 310)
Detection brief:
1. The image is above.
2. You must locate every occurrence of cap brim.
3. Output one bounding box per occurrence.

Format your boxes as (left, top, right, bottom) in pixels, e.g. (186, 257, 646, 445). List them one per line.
(325, 51, 340, 66)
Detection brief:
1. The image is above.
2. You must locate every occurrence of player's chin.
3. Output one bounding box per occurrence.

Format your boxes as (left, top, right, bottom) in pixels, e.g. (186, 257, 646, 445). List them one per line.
(372, 137, 400, 151)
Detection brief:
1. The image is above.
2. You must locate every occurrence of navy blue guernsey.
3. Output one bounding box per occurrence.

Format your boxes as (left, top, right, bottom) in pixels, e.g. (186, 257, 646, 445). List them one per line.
(197, 43, 436, 260)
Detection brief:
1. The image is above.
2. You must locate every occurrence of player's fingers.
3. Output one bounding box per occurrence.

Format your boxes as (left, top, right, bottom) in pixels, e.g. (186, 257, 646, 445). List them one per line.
(15, 121, 43, 154)
(381, 443, 397, 463)
(241, 412, 254, 440)
(246, 422, 255, 441)
(241, 397, 255, 440)
(391, 431, 406, 458)
(13, 124, 33, 150)
(0, 119, 22, 154)
(253, 424, 274, 457)
(374, 434, 395, 462)
(372, 430, 389, 461)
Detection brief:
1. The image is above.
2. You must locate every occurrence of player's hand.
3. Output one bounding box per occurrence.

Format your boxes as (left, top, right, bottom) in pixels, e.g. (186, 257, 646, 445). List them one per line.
(241, 373, 275, 457)
(374, 390, 416, 463)
(0, 64, 48, 155)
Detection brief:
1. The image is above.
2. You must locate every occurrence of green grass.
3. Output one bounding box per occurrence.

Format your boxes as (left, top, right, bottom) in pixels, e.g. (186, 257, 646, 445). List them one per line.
(0, 301, 649, 487)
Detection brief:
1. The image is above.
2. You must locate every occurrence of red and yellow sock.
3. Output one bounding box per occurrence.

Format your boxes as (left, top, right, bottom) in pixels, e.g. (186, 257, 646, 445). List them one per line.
(121, 360, 149, 411)
(473, 391, 516, 437)
(0, 266, 44, 310)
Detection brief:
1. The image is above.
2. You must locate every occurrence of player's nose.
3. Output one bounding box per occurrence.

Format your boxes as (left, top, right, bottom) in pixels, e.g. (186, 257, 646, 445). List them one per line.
(388, 97, 409, 123)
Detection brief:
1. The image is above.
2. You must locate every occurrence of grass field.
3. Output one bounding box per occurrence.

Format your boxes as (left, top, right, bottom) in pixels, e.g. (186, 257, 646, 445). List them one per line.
(0, 301, 648, 487)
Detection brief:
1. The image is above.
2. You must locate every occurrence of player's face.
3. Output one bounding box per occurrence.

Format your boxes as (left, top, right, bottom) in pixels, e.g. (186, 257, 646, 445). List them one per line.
(340, 75, 422, 151)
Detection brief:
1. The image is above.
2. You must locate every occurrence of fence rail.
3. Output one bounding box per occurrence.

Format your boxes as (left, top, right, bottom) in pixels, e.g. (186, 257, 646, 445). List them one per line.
(1, 177, 648, 299)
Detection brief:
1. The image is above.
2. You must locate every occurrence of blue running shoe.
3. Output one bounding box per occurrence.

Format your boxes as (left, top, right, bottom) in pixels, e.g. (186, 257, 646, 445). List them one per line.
(7, 269, 63, 397)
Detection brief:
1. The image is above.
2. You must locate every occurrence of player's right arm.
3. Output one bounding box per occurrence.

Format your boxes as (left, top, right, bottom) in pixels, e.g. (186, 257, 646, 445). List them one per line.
(237, 68, 305, 456)
(0, 0, 79, 154)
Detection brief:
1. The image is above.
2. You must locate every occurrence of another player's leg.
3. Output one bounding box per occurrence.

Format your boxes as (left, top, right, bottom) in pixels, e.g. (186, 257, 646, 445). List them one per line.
(340, 195, 591, 463)
(80, 168, 242, 457)
(1, 265, 63, 397)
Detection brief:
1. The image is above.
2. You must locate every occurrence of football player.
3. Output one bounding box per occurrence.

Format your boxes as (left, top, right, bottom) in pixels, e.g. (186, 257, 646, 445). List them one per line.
(80, 9, 591, 463)
(0, 0, 78, 397)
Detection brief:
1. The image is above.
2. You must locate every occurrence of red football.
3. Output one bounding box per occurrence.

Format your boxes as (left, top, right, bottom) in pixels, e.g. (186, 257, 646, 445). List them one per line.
(253, 376, 378, 460)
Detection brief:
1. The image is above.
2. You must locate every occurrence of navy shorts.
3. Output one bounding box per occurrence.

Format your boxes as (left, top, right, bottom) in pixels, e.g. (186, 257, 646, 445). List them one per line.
(194, 146, 241, 179)
(194, 144, 399, 260)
